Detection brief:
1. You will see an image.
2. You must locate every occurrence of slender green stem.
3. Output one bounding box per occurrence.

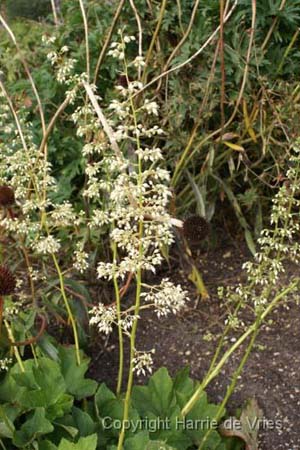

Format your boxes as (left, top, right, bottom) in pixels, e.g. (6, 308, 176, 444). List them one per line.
(117, 262, 143, 450)
(78, 0, 90, 81)
(276, 28, 300, 75)
(162, 0, 200, 71)
(4, 320, 25, 373)
(181, 279, 298, 417)
(261, 0, 287, 51)
(50, 0, 59, 25)
(113, 242, 124, 395)
(142, 0, 168, 84)
(93, 0, 126, 84)
(198, 319, 261, 449)
(183, 163, 299, 416)
(30, 344, 39, 366)
(52, 254, 81, 365)
(117, 44, 144, 449)
(133, 0, 238, 101)
(0, 438, 7, 450)
(171, 0, 256, 186)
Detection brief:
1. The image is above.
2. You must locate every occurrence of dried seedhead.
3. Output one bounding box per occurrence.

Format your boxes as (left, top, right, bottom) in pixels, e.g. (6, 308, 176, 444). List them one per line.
(182, 215, 210, 246)
(0, 186, 15, 208)
(0, 265, 16, 296)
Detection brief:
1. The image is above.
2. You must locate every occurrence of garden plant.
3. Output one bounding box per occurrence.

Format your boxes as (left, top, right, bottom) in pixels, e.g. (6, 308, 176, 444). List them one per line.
(0, 0, 299, 449)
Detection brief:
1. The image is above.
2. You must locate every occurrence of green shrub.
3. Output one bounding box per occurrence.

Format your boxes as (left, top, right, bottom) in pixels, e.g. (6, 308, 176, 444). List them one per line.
(5, 0, 51, 20)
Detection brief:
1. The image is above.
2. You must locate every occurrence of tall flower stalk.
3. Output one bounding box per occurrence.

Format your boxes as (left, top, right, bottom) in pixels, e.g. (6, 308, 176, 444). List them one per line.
(0, 63, 82, 364)
(180, 143, 300, 444)
(81, 31, 188, 448)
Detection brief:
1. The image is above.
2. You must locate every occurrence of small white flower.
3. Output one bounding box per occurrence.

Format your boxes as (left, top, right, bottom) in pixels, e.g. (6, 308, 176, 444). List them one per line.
(50, 202, 76, 227)
(47, 51, 58, 64)
(143, 100, 159, 116)
(89, 303, 117, 335)
(33, 235, 61, 255)
(42, 35, 56, 45)
(119, 314, 139, 332)
(131, 56, 146, 68)
(143, 279, 188, 317)
(132, 350, 155, 376)
(0, 358, 12, 372)
(73, 246, 89, 273)
(124, 35, 135, 43)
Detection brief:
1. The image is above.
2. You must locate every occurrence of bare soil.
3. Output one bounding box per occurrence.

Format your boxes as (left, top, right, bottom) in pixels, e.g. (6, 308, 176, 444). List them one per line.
(88, 237, 300, 450)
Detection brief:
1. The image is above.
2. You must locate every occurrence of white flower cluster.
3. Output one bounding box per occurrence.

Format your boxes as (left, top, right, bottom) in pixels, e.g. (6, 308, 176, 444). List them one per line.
(42, 35, 56, 45)
(224, 144, 300, 313)
(131, 56, 146, 68)
(43, 37, 89, 93)
(0, 358, 12, 372)
(50, 202, 77, 227)
(73, 243, 89, 273)
(132, 349, 155, 376)
(224, 314, 245, 330)
(46, 44, 76, 84)
(142, 278, 189, 317)
(89, 303, 117, 335)
(89, 301, 138, 335)
(72, 103, 100, 138)
(69, 35, 176, 280)
(3, 301, 22, 320)
(33, 235, 61, 255)
(0, 95, 70, 261)
(107, 32, 135, 60)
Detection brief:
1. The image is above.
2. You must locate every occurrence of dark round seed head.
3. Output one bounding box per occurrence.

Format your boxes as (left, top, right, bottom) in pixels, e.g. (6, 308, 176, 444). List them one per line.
(0, 265, 16, 296)
(117, 74, 133, 88)
(0, 186, 15, 207)
(182, 215, 210, 245)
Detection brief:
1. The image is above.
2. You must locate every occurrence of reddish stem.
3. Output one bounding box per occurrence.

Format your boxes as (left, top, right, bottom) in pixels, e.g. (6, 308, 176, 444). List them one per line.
(0, 296, 3, 336)
(11, 314, 47, 347)
(7, 208, 15, 220)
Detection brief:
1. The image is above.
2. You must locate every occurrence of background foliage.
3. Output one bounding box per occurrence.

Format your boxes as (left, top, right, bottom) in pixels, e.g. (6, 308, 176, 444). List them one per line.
(1, 0, 300, 249)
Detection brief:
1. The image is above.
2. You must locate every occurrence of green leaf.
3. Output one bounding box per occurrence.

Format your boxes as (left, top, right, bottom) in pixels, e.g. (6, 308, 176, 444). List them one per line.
(212, 175, 256, 255)
(149, 367, 175, 415)
(131, 385, 151, 417)
(39, 441, 58, 450)
(16, 358, 67, 410)
(0, 360, 34, 402)
(124, 431, 178, 450)
(94, 383, 116, 420)
(58, 346, 97, 400)
(186, 170, 206, 218)
(37, 335, 60, 361)
(124, 431, 149, 450)
(46, 394, 74, 421)
(132, 369, 191, 449)
(184, 391, 224, 448)
(244, 230, 257, 257)
(71, 407, 96, 437)
(146, 442, 178, 450)
(13, 407, 54, 447)
(52, 421, 79, 439)
(58, 434, 97, 450)
(0, 404, 16, 438)
(173, 368, 195, 409)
